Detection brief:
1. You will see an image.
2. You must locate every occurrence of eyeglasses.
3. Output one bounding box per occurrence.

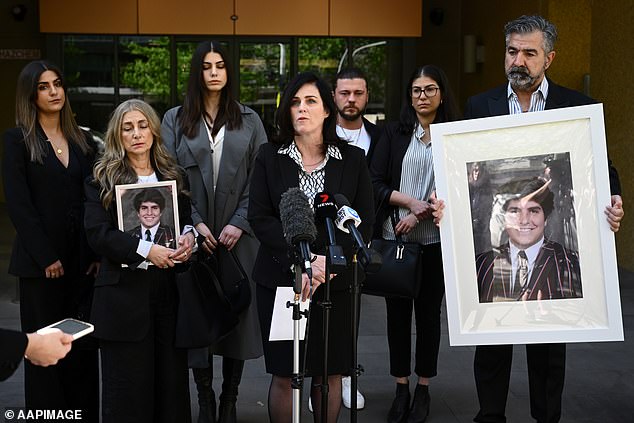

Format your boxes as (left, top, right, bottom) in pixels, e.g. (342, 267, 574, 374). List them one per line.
(410, 86, 439, 98)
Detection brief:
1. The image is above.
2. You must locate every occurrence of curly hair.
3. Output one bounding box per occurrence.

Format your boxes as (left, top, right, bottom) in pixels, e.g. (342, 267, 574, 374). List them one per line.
(93, 99, 184, 209)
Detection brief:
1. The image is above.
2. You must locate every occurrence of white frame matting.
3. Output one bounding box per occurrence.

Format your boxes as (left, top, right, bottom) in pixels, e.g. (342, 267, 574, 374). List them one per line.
(431, 104, 623, 346)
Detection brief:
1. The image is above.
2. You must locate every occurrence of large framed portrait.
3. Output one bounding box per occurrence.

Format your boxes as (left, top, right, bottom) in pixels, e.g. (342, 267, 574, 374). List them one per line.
(431, 104, 623, 346)
(115, 180, 180, 254)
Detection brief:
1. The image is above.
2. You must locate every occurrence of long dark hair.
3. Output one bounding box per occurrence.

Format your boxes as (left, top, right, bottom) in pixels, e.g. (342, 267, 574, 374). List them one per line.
(398, 64, 459, 134)
(15, 60, 91, 163)
(273, 72, 342, 146)
(178, 41, 242, 139)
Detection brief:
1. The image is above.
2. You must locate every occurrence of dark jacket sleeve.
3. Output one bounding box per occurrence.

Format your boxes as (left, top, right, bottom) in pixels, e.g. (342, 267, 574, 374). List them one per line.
(2, 128, 58, 269)
(369, 122, 398, 210)
(248, 144, 291, 271)
(84, 179, 145, 266)
(0, 328, 27, 381)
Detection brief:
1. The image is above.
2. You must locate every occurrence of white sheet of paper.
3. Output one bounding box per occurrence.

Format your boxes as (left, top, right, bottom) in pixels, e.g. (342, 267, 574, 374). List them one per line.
(269, 287, 310, 341)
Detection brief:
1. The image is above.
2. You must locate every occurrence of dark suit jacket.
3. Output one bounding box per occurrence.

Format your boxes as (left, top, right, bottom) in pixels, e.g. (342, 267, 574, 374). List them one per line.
(84, 173, 192, 341)
(363, 117, 381, 163)
(2, 127, 97, 277)
(0, 329, 27, 381)
(464, 79, 622, 195)
(369, 121, 424, 237)
(248, 142, 375, 291)
(126, 225, 176, 249)
(476, 240, 582, 303)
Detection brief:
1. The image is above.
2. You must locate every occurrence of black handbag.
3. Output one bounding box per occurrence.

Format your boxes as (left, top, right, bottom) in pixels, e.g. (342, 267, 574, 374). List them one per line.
(174, 252, 237, 348)
(174, 241, 251, 348)
(363, 209, 423, 298)
(214, 245, 252, 314)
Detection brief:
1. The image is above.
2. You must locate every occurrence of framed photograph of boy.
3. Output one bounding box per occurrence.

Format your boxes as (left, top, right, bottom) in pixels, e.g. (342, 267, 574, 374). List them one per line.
(115, 180, 180, 252)
(431, 104, 623, 346)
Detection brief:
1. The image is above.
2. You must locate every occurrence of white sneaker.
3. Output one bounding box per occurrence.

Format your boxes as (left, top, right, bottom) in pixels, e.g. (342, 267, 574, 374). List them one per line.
(342, 376, 365, 409)
(308, 396, 313, 413)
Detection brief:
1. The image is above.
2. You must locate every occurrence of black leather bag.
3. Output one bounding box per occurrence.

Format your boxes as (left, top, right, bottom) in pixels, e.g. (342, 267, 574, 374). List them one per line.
(174, 253, 237, 348)
(363, 209, 423, 298)
(174, 242, 251, 348)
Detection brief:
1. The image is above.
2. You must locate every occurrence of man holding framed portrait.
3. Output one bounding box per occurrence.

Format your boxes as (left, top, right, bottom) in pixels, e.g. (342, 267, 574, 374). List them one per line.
(464, 14, 624, 423)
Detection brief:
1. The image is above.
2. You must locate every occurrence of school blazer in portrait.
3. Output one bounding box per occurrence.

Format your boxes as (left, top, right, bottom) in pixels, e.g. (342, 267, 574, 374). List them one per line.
(476, 240, 582, 303)
(84, 174, 192, 341)
(126, 225, 176, 248)
(2, 127, 97, 277)
(248, 142, 375, 291)
(463, 78, 622, 195)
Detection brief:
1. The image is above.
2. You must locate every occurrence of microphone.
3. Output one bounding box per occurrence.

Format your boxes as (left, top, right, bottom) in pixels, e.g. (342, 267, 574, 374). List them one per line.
(314, 192, 347, 272)
(334, 194, 382, 273)
(279, 187, 317, 279)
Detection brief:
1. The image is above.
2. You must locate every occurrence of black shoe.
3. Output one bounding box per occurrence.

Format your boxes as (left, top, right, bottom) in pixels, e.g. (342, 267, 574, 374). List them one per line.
(218, 358, 244, 423)
(406, 384, 430, 423)
(387, 383, 410, 423)
(193, 367, 216, 423)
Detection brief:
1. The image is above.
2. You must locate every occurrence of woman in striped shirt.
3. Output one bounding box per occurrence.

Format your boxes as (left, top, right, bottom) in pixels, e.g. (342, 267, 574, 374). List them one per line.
(370, 64, 459, 423)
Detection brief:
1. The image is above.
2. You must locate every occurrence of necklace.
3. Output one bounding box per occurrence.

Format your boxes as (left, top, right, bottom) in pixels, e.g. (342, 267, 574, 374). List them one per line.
(339, 126, 362, 144)
(47, 138, 64, 155)
(303, 157, 324, 167)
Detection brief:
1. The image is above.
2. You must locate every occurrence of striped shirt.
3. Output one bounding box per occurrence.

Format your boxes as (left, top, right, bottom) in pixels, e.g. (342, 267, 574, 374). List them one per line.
(382, 124, 440, 245)
(277, 141, 342, 207)
(507, 77, 549, 114)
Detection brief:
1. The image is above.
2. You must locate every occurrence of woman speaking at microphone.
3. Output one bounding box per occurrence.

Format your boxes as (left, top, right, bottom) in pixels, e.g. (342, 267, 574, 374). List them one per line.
(248, 72, 374, 423)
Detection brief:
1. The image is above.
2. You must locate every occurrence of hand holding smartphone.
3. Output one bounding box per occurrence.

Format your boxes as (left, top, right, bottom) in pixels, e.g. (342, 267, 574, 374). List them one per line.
(37, 318, 94, 340)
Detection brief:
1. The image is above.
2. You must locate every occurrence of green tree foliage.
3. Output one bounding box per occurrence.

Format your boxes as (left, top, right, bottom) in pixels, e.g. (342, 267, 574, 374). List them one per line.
(120, 37, 195, 105)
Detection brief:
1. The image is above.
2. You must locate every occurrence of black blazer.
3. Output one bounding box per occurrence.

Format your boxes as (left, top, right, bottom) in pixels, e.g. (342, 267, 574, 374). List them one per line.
(248, 142, 375, 291)
(362, 117, 382, 163)
(464, 79, 622, 195)
(127, 225, 176, 249)
(0, 329, 27, 381)
(84, 174, 193, 341)
(2, 127, 97, 277)
(477, 240, 582, 303)
(368, 121, 418, 237)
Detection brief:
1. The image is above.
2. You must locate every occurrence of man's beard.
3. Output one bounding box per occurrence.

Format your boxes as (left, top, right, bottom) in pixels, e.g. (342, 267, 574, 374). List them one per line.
(337, 106, 364, 122)
(506, 65, 543, 91)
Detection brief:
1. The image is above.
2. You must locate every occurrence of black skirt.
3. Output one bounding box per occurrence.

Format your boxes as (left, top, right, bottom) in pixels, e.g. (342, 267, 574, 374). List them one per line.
(257, 282, 353, 377)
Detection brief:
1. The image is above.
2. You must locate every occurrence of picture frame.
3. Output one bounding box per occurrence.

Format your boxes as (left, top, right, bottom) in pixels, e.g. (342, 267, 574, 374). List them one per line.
(115, 180, 180, 265)
(431, 104, 623, 346)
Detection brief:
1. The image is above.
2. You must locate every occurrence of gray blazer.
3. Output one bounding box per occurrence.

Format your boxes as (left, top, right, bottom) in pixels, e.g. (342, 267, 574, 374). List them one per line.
(161, 103, 266, 359)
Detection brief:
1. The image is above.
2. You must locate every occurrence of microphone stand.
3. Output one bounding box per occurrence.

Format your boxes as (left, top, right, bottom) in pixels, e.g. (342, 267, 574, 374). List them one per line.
(349, 253, 362, 422)
(289, 261, 307, 423)
(319, 234, 346, 419)
(349, 245, 379, 422)
(319, 255, 332, 420)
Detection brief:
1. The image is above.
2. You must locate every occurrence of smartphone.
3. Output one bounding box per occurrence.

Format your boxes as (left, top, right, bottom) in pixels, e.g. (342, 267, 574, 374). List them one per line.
(37, 318, 94, 340)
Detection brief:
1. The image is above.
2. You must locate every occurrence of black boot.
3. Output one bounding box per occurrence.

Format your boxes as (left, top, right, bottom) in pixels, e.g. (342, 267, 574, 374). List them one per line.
(406, 384, 430, 423)
(387, 383, 410, 423)
(218, 358, 244, 423)
(193, 366, 216, 423)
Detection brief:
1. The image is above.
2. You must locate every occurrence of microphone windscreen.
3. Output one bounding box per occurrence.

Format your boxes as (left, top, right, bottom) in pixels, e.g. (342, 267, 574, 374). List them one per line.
(279, 187, 318, 245)
(334, 193, 352, 208)
(314, 192, 338, 220)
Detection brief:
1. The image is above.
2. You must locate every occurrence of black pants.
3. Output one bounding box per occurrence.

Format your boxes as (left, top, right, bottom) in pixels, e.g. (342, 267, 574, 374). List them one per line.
(20, 276, 99, 421)
(99, 274, 190, 423)
(385, 242, 445, 378)
(473, 343, 566, 423)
